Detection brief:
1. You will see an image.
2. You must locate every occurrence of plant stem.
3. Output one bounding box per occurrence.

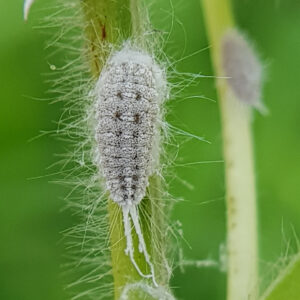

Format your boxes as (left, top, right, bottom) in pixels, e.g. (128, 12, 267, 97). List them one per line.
(81, 0, 132, 79)
(129, 0, 145, 40)
(81, 1, 168, 298)
(108, 200, 150, 299)
(201, 1, 258, 299)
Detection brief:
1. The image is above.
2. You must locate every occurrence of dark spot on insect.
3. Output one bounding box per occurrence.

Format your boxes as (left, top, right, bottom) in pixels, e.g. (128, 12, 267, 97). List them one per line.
(117, 91, 123, 99)
(115, 111, 122, 120)
(132, 175, 138, 181)
(136, 92, 141, 100)
(131, 195, 134, 199)
(135, 165, 139, 170)
(133, 131, 139, 138)
(121, 185, 126, 190)
(133, 154, 138, 160)
(134, 114, 140, 124)
(131, 185, 136, 190)
(123, 195, 128, 200)
(112, 155, 122, 159)
(116, 130, 122, 137)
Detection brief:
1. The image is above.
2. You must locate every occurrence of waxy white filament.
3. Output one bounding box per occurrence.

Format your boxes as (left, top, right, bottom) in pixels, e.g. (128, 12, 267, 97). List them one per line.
(24, 0, 35, 21)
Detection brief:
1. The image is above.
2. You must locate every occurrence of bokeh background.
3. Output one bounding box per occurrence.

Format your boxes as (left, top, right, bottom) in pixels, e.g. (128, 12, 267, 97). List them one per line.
(1, 0, 299, 299)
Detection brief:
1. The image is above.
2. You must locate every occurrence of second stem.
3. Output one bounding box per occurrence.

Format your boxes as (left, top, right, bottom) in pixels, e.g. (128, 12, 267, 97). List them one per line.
(201, 0, 258, 299)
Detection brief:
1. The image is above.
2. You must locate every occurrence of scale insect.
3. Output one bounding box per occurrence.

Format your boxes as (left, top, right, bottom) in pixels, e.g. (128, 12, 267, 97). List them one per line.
(93, 43, 167, 286)
(221, 29, 264, 111)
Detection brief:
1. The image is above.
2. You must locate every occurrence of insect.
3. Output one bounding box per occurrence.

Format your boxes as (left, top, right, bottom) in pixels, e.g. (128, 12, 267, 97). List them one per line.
(222, 30, 263, 111)
(94, 43, 167, 286)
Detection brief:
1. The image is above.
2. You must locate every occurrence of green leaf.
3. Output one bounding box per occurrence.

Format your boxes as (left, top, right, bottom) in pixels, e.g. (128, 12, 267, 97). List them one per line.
(262, 253, 300, 300)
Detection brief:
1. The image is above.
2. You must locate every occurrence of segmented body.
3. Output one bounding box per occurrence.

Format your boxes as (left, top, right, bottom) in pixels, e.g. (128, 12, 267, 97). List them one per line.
(94, 47, 165, 206)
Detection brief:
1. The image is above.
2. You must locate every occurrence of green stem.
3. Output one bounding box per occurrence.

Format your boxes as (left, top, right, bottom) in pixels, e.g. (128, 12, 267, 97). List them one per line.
(201, 1, 258, 299)
(108, 200, 150, 299)
(81, 1, 168, 299)
(129, 0, 146, 40)
(81, 0, 132, 78)
(146, 175, 170, 286)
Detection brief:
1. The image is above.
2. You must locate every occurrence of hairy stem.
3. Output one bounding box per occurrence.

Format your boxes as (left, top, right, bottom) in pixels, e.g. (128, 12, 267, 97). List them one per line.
(81, 0, 132, 78)
(81, 0, 168, 298)
(201, 0, 258, 299)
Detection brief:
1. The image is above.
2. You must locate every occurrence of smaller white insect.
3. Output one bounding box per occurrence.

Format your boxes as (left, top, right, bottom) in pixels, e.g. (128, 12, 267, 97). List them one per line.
(221, 29, 264, 111)
(94, 43, 167, 286)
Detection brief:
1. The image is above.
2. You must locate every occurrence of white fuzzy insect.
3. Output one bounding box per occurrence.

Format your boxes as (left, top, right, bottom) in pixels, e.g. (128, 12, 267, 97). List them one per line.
(94, 44, 167, 287)
(221, 30, 264, 111)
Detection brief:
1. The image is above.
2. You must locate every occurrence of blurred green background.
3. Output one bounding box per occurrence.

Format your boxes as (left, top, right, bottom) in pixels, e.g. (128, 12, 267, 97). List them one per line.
(1, 0, 300, 299)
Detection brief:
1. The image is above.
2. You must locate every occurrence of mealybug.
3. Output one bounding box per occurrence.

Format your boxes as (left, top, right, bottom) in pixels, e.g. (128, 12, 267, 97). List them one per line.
(221, 30, 263, 111)
(94, 44, 167, 286)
